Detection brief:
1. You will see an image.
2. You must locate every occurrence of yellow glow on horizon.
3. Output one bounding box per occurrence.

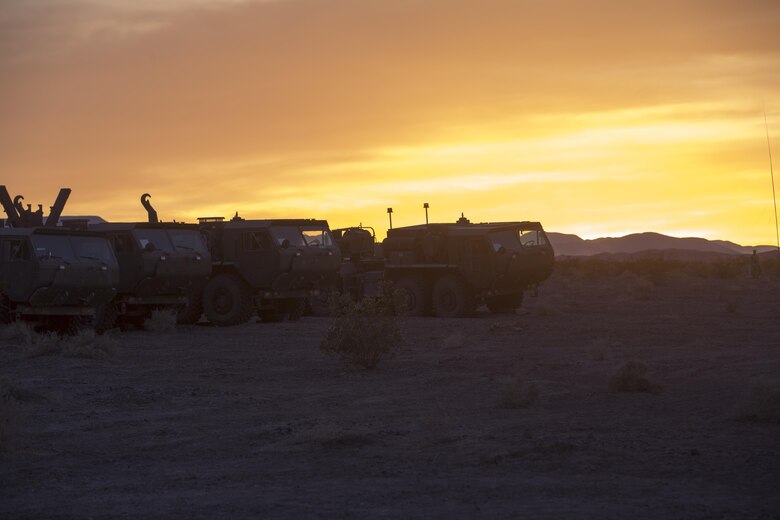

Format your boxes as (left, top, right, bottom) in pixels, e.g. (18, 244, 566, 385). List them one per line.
(72, 99, 776, 246)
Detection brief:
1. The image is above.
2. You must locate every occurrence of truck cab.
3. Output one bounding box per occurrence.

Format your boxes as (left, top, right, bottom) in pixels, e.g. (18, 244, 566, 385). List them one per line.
(381, 218, 555, 317)
(88, 222, 211, 329)
(197, 216, 341, 325)
(0, 227, 119, 332)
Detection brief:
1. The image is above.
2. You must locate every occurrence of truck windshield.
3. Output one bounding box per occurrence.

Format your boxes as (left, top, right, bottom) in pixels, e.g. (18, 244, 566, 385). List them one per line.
(133, 229, 174, 252)
(489, 229, 548, 251)
(301, 228, 333, 247)
(71, 236, 115, 262)
(518, 229, 547, 247)
(270, 227, 306, 247)
(30, 235, 75, 260)
(168, 229, 207, 253)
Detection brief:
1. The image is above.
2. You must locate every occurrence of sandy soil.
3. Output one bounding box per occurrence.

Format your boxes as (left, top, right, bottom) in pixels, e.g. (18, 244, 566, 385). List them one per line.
(1, 272, 779, 519)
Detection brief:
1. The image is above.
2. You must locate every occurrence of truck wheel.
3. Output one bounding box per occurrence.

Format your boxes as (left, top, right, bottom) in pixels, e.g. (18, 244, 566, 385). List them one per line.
(177, 293, 204, 325)
(203, 274, 253, 326)
(94, 303, 118, 333)
(432, 275, 475, 318)
(487, 292, 524, 314)
(394, 277, 429, 317)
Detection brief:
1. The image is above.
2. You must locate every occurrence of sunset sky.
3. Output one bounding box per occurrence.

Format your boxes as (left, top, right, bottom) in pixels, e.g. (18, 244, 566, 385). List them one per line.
(1, 0, 779, 244)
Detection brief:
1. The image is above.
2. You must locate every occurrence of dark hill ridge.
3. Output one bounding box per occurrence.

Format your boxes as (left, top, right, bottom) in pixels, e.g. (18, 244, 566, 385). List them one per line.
(547, 231, 777, 257)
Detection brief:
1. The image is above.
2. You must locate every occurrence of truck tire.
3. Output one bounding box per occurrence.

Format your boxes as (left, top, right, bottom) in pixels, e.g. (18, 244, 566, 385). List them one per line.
(432, 275, 475, 318)
(203, 274, 253, 326)
(94, 303, 118, 333)
(394, 276, 429, 317)
(487, 292, 524, 314)
(177, 293, 204, 325)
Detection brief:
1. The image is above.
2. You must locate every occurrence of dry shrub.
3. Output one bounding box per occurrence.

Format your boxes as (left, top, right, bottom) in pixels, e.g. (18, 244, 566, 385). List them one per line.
(144, 308, 177, 334)
(732, 382, 780, 423)
(0, 322, 35, 344)
(320, 291, 403, 370)
(63, 329, 119, 359)
(497, 376, 540, 409)
(0, 379, 20, 450)
(24, 329, 118, 359)
(24, 331, 61, 358)
(609, 361, 663, 394)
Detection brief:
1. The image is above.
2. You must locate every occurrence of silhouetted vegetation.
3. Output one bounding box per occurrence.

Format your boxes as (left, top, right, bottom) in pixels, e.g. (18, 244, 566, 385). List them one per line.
(555, 253, 780, 283)
(320, 287, 404, 370)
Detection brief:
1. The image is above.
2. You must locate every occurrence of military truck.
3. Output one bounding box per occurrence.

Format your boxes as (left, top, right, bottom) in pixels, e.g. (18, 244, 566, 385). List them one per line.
(326, 215, 555, 318)
(83, 194, 212, 330)
(0, 186, 119, 332)
(194, 215, 341, 326)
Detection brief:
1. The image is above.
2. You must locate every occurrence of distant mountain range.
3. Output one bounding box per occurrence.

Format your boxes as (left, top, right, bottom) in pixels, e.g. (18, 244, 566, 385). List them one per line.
(547, 231, 777, 257)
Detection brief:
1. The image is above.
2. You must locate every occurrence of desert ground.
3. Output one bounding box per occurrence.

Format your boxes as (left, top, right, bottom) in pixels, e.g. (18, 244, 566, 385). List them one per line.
(1, 268, 779, 519)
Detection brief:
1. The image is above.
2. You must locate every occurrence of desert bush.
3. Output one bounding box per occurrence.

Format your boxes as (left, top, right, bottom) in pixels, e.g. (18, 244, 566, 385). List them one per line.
(24, 331, 62, 358)
(62, 329, 119, 359)
(320, 290, 403, 369)
(24, 328, 118, 359)
(732, 381, 780, 423)
(0, 379, 21, 450)
(0, 322, 35, 344)
(144, 308, 177, 334)
(497, 376, 540, 409)
(608, 360, 663, 394)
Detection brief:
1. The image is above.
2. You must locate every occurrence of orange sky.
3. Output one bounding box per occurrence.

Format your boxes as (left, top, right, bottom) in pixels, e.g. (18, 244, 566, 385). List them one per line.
(1, 0, 779, 244)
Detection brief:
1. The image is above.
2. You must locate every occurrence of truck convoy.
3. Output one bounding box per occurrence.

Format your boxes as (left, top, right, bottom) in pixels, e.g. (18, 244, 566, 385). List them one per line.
(1, 185, 555, 330)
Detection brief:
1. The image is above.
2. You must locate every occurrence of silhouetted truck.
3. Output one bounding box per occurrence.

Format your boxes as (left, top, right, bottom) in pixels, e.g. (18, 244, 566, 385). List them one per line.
(328, 216, 555, 317)
(0, 185, 119, 332)
(87, 222, 212, 330)
(195, 215, 341, 326)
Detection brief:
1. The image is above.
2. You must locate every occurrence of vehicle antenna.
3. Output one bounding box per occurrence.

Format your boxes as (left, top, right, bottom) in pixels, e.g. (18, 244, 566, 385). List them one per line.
(423, 202, 429, 224)
(764, 105, 780, 253)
